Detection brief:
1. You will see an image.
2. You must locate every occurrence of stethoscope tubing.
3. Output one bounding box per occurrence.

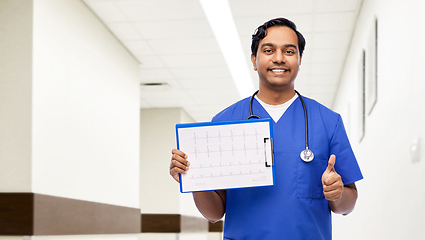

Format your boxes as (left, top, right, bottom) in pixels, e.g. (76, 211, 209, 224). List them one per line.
(295, 90, 309, 150)
(247, 90, 261, 119)
(247, 90, 313, 162)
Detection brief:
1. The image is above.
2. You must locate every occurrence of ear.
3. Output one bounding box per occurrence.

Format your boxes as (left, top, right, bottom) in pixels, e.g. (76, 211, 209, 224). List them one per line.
(251, 54, 257, 71)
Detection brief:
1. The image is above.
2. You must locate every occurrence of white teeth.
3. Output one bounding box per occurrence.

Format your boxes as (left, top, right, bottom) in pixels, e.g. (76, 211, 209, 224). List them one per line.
(272, 69, 286, 73)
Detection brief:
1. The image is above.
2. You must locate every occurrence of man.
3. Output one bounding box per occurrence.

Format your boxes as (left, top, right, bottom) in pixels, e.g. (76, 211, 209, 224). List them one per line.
(170, 18, 363, 239)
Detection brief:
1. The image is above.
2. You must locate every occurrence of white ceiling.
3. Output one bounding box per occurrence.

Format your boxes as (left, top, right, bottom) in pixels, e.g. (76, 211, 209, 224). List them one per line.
(83, 0, 362, 122)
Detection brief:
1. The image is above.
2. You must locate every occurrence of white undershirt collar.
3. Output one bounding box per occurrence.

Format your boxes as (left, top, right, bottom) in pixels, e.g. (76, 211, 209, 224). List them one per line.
(255, 94, 298, 123)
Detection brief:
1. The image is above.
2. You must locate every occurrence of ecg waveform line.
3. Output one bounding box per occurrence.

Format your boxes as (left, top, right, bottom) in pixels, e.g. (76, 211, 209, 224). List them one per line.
(189, 160, 263, 170)
(190, 142, 263, 158)
(188, 169, 267, 179)
(190, 128, 263, 143)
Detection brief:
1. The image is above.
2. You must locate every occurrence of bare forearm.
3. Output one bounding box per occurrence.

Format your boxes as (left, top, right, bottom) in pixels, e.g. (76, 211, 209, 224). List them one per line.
(192, 190, 226, 223)
(329, 183, 358, 215)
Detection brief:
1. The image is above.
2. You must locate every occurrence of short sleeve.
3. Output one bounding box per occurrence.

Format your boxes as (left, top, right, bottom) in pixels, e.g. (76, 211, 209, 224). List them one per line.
(329, 115, 363, 185)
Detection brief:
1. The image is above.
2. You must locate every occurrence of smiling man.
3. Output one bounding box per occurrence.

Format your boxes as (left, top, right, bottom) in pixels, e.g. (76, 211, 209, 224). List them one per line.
(170, 18, 363, 240)
(252, 24, 301, 103)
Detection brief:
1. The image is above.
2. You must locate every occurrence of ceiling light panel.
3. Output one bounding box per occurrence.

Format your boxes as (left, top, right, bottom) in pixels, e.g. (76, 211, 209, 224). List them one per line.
(115, 0, 204, 21)
(160, 53, 226, 68)
(228, 0, 315, 17)
(313, 12, 357, 32)
(132, 19, 213, 40)
(310, 63, 343, 75)
(315, 0, 361, 12)
(234, 14, 313, 38)
(311, 32, 351, 49)
(284, 14, 315, 33)
(178, 78, 231, 89)
(310, 49, 346, 63)
(233, 16, 275, 36)
(147, 38, 220, 55)
(170, 66, 231, 80)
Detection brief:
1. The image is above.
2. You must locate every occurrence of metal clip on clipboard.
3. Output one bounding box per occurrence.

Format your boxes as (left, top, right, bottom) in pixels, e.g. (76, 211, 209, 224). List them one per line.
(264, 137, 274, 167)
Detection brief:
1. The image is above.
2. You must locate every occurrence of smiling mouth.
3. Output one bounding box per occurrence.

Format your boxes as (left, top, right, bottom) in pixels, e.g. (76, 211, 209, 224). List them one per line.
(270, 69, 289, 73)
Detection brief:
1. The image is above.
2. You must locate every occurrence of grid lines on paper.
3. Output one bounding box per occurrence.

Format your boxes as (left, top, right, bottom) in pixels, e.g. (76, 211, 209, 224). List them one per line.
(178, 122, 269, 180)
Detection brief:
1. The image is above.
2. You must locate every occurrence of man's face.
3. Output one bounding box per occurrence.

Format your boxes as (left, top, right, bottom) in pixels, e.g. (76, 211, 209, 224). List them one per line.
(251, 26, 302, 91)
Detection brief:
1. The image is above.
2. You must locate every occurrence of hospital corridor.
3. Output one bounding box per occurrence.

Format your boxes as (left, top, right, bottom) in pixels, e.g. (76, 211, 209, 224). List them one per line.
(0, 0, 424, 239)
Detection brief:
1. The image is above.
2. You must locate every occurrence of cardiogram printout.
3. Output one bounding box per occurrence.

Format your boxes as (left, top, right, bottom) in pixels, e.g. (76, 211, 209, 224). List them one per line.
(176, 118, 275, 193)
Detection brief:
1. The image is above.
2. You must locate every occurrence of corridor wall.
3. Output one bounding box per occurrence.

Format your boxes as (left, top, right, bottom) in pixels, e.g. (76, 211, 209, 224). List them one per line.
(0, 0, 140, 238)
(332, 0, 425, 239)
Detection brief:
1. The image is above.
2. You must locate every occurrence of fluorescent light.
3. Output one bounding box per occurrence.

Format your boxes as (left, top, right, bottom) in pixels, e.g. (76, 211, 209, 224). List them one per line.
(200, 0, 255, 98)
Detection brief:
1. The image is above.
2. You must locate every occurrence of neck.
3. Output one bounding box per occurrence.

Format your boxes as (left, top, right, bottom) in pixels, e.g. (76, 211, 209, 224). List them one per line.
(256, 86, 296, 105)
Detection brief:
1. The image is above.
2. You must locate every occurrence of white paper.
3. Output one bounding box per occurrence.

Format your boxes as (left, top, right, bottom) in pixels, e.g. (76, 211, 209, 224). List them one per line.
(177, 120, 274, 193)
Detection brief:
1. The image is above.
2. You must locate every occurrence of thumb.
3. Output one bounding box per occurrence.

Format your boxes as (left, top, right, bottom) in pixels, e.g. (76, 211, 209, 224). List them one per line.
(326, 154, 336, 173)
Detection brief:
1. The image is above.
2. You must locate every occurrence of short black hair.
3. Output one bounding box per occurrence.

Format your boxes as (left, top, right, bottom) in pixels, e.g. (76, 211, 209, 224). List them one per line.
(251, 17, 306, 56)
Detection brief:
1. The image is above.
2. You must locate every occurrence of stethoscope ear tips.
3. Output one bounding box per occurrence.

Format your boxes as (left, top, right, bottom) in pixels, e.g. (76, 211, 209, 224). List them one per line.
(300, 149, 314, 162)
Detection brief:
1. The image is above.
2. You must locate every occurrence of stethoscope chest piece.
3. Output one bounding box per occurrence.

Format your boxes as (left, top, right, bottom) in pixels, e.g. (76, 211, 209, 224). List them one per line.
(300, 149, 314, 162)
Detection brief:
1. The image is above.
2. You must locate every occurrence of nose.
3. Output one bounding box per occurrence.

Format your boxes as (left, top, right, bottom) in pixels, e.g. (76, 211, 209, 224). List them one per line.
(272, 50, 285, 64)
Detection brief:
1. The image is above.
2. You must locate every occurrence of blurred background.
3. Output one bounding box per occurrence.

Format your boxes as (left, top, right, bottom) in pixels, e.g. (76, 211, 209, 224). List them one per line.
(0, 0, 424, 239)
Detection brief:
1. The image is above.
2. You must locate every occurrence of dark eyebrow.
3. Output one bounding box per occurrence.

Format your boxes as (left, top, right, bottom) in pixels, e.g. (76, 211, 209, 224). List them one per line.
(260, 43, 275, 49)
(260, 43, 298, 49)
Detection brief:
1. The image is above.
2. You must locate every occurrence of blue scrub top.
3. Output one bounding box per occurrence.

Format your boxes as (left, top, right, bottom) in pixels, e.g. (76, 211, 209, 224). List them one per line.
(212, 96, 363, 240)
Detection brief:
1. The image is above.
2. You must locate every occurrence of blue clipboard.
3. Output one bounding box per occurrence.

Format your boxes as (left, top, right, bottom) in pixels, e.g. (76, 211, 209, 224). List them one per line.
(176, 118, 275, 193)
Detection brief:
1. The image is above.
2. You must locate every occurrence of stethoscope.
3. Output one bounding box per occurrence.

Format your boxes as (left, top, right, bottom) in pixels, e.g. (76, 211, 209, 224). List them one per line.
(246, 90, 314, 162)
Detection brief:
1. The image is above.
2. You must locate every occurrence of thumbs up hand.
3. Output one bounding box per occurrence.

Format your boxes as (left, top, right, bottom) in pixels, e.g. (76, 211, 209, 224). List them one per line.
(322, 155, 344, 201)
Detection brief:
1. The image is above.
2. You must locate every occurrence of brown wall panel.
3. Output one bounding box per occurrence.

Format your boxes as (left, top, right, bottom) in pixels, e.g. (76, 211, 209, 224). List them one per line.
(141, 214, 180, 233)
(0, 193, 34, 235)
(141, 214, 224, 233)
(0, 193, 223, 235)
(0, 193, 140, 235)
(208, 220, 224, 232)
(33, 193, 141, 235)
